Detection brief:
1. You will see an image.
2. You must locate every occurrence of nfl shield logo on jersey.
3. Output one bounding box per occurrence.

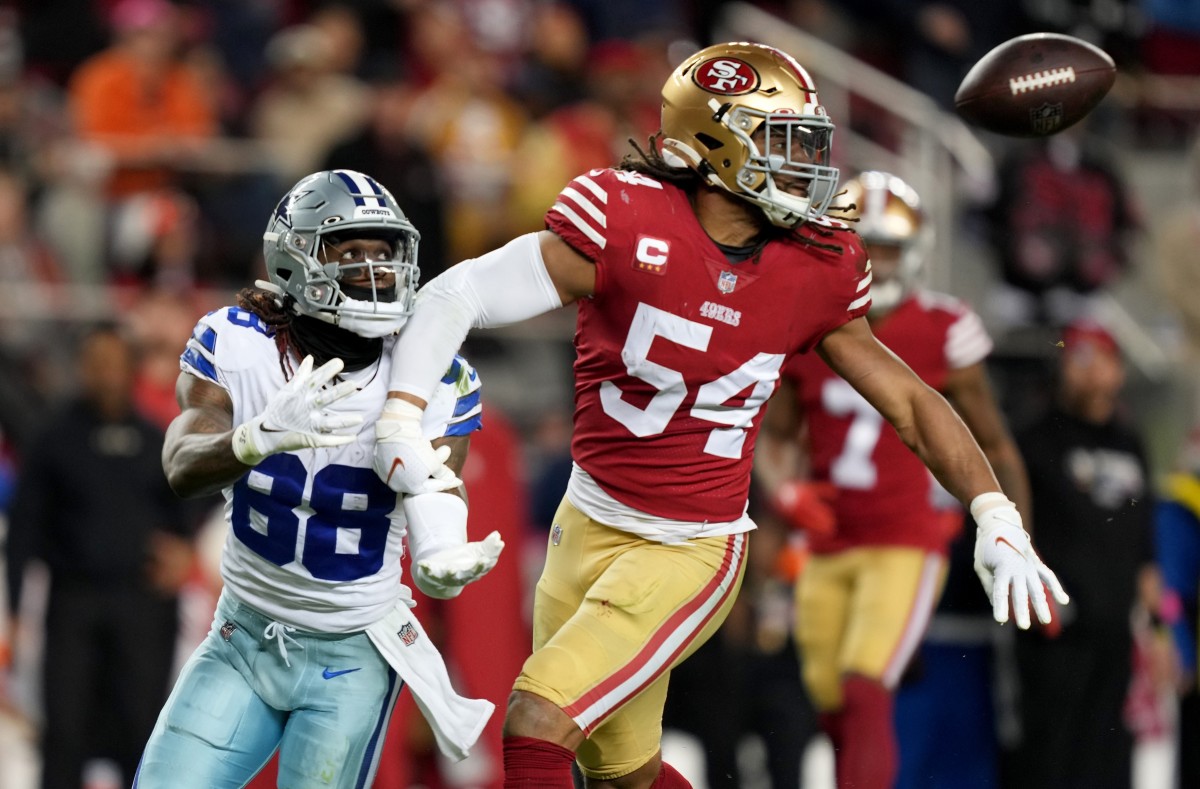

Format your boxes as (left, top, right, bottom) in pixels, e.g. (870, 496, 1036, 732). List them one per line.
(718, 270, 738, 294)
(398, 623, 419, 646)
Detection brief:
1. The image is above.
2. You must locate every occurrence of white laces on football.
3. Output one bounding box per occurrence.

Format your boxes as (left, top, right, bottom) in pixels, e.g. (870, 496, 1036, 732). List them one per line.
(263, 621, 300, 667)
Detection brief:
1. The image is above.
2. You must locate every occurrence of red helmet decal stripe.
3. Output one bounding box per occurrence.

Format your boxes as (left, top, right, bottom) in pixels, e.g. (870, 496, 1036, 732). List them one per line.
(768, 46, 818, 94)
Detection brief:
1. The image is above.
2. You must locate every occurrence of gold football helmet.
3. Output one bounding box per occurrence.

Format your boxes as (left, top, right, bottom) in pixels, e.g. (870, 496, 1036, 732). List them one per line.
(661, 41, 839, 227)
(839, 171, 931, 313)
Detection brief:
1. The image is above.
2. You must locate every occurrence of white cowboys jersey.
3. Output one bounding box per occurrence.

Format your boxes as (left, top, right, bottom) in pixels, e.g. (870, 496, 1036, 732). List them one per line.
(181, 306, 482, 632)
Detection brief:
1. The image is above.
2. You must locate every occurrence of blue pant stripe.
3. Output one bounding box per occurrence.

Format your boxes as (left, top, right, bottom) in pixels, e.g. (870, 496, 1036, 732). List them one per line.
(355, 671, 402, 789)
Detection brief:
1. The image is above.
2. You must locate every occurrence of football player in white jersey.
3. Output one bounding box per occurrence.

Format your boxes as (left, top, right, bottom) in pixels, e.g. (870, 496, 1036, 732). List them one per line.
(371, 44, 1068, 789)
(134, 170, 504, 789)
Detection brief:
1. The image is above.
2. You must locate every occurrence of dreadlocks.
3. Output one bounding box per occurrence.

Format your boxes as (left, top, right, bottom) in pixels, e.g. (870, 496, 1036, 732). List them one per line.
(619, 133, 846, 255)
(620, 132, 706, 188)
(236, 287, 384, 378)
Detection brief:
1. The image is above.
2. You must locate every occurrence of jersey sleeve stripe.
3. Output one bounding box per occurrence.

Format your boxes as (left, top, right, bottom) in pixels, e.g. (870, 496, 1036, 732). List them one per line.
(181, 345, 219, 383)
(945, 312, 994, 368)
(574, 174, 608, 204)
(452, 389, 481, 418)
(440, 357, 462, 385)
(848, 293, 871, 311)
(442, 414, 482, 437)
(196, 326, 217, 353)
(560, 186, 607, 227)
(857, 270, 873, 292)
(550, 202, 607, 250)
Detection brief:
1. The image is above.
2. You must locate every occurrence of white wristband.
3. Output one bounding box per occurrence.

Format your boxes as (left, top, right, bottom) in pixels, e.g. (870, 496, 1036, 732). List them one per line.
(403, 492, 468, 563)
(970, 491, 1015, 522)
(231, 418, 267, 466)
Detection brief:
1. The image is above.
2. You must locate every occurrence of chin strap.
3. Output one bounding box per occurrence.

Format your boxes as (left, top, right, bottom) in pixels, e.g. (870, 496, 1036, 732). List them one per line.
(335, 297, 411, 338)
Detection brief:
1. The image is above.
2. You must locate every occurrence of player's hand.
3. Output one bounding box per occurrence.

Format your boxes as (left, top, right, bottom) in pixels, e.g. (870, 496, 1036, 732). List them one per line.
(232, 355, 363, 466)
(413, 531, 505, 599)
(971, 492, 1069, 629)
(771, 480, 837, 537)
(373, 399, 462, 494)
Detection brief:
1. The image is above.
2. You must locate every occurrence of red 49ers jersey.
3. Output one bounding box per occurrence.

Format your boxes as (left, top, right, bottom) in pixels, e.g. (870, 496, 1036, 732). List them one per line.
(784, 290, 993, 553)
(546, 167, 870, 523)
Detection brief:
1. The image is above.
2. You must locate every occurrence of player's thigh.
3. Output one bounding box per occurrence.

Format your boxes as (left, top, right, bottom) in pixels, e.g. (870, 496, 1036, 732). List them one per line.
(521, 520, 748, 779)
(135, 636, 284, 789)
(841, 547, 945, 687)
(794, 552, 854, 710)
(277, 632, 400, 789)
(528, 496, 602, 651)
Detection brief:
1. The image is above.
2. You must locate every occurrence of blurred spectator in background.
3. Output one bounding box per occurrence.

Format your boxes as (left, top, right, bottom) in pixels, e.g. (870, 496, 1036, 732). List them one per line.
(1009, 318, 1156, 789)
(0, 169, 64, 294)
(250, 23, 371, 186)
(985, 121, 1140, 332)
(837, 0, 1031, 109)
(508, 2, 591, 120)
(760, 172, 1029, 789)
(1153, 427, 1200, 788)
(65, 0, 217, 289)
(403, 3, 528, 262)
(506, 39, 662, 235)
(322, 79, 451, 277)
(565, 0, 691, 44)
(15, 1, 108, 87)
(5, 325, 195, 789)
(1156, 134, 1200, 416)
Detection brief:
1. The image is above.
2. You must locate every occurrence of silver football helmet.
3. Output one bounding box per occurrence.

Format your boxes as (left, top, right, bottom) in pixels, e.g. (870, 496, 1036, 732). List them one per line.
(262, 169, 420, 337)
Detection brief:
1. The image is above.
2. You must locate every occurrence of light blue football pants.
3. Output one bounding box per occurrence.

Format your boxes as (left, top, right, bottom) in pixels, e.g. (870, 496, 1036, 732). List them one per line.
(134, 590, 403, 789)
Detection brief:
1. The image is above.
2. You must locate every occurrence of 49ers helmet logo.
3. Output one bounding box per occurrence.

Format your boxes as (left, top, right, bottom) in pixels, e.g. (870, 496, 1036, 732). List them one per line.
(693, 57, 759, 95)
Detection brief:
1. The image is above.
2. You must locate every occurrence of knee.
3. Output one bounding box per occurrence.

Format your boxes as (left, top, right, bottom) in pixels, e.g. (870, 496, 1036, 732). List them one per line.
(503, 690, 583, 749)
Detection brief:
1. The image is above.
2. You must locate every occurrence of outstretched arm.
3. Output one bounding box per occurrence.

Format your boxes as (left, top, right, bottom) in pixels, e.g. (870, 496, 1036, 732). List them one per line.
(817, 318, 1068, 628)
(375, 231, 593, 494)
(943, 361, 1033, 530)
(817, 318, 998, 504)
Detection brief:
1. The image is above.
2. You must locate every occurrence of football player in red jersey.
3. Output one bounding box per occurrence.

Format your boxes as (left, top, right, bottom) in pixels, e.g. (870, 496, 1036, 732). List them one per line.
(370, 43, 1067, 789)
(759, 171, 1033, 789)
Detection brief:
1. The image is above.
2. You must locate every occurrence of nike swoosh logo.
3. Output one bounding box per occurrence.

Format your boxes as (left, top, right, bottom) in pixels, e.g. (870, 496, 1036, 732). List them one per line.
(322, 667, 362, 680)
(995, 536, 1023, 556)
(386, 457, 405, 484)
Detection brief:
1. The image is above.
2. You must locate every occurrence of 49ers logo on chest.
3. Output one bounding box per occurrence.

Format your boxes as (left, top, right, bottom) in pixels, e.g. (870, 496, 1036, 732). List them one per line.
(693, 57, 760, 95)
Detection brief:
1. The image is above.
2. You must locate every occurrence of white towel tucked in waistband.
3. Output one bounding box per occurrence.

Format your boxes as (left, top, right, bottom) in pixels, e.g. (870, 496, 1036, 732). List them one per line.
(366, 601, 494, 762)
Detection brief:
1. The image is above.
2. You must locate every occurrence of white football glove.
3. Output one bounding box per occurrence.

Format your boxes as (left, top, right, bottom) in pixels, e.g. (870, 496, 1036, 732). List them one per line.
(232, 355, 362, 466)
(374, 399, 462, 494)
(971, 492, 1070, 629)
(413, 532, 506, 600)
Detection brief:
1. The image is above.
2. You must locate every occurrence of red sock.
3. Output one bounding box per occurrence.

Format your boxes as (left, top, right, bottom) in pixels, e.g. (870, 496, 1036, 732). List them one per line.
(819, 709, 844, 753)
(837, 675, 897, 789)
(650, 761, 693, 788)
(502, 735, 576, 788)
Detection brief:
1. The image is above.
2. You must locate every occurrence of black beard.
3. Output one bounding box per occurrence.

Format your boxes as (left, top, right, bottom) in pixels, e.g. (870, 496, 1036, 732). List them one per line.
(290, 314, 383, 372)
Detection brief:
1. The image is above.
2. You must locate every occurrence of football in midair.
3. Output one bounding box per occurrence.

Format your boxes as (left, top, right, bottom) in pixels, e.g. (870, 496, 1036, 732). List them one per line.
(954, 33, 1116, 137)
